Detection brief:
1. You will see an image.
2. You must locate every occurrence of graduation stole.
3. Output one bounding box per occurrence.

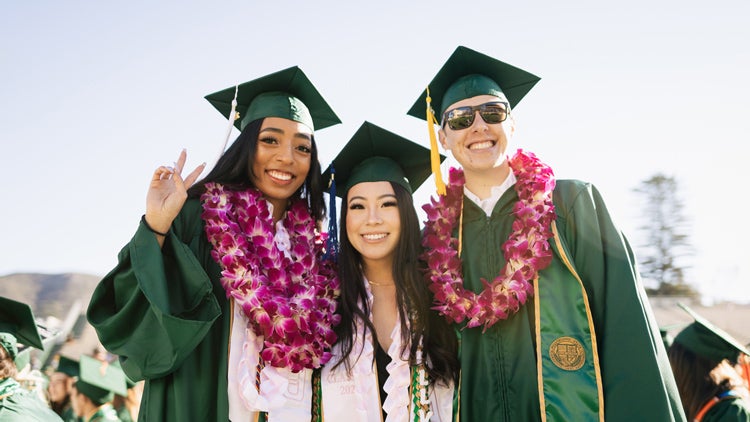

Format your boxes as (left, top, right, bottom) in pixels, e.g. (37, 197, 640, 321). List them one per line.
(201, 183, 341, 372)
(421, 149, 556, 330)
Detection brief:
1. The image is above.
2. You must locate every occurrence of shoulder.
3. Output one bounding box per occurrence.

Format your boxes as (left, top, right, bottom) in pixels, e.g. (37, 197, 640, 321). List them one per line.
(704, 395, 750, 421)
(172, 198, 206, 240)
(552, 179, 596, 215)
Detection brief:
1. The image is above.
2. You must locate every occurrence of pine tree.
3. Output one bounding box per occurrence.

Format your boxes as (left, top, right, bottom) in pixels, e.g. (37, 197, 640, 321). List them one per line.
(633, 173, 697, 296)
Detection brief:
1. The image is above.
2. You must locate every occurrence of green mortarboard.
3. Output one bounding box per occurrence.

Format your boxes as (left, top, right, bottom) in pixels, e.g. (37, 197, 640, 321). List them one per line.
(322, 121, 444, 197)
(673, 303, 750, 363)
(56, 355, 80, 378)
(205, 66, 341, 132)
(407, 45, 541, 120)
(75, 355, 127, 404)
(0, 296, 44, 361)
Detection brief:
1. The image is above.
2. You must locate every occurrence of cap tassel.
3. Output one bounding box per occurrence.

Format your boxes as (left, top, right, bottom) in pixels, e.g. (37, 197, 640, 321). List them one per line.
(215, 84, 239, 166)
(426, 87, 446, 195)
(324, 167, 339, 262)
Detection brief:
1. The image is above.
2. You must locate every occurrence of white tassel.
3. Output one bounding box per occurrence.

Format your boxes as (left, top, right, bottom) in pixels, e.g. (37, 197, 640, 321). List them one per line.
(214, 84, 239, 167)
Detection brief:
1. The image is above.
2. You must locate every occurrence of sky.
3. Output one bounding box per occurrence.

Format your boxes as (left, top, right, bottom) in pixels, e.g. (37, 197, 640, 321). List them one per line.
(1, 1, 748, 304)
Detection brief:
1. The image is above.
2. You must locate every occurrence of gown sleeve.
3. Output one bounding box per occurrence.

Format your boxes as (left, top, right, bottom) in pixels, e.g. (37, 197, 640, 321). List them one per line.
(87, 200, 221, 381)
(554, 180, 686, 422)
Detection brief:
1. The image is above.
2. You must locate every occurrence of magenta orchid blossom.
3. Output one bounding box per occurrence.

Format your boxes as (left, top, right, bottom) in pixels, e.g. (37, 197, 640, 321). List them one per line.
(201, 183, 340, 371)
(421, 150, 556, 331)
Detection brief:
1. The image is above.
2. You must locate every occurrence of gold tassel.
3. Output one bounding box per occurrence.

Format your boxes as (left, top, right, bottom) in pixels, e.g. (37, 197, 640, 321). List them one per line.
(426, 87, 446, 195)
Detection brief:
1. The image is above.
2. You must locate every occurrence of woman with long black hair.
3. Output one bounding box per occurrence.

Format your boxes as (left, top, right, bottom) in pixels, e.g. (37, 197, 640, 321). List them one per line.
(87, 67, 341, 421)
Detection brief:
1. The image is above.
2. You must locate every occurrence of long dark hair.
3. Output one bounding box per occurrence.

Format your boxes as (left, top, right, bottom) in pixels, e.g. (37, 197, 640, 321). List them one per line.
(668, 342, 739, 419)
(333, 182, 458, 386)
(187, 118, 326, 221)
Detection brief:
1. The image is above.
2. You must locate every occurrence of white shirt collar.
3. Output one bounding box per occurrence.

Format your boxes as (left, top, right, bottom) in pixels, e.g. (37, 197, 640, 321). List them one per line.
(463, 171, 517, 217)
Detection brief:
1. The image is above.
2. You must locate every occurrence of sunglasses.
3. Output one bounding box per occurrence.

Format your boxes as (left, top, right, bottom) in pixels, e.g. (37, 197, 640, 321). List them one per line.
(441, 101, 509, 130)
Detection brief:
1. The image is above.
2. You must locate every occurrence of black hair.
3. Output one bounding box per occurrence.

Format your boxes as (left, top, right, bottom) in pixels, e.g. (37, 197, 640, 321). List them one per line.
(187, 118, 326, 221)
(332, 182, 458, 385)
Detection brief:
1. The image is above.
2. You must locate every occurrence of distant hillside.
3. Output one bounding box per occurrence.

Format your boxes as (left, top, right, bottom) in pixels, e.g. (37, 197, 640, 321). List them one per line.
(0, 272, 101, 320)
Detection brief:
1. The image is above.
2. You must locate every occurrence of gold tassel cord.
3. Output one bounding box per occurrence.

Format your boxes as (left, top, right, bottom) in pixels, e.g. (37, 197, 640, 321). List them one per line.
(426, 87, 446, 195)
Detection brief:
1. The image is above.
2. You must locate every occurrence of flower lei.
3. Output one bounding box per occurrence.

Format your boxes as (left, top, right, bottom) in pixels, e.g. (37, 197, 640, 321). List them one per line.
(201, 183, 340, 372)
(421, 149, 556, 330)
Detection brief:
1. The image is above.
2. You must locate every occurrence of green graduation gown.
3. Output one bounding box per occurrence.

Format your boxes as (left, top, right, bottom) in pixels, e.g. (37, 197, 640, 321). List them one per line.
(701, 395, 750, 422)
(0, 378, 64, 421)
(454, 179, 685, 421)
(87, 199, 227, 421)
(84, 404, 120, 422)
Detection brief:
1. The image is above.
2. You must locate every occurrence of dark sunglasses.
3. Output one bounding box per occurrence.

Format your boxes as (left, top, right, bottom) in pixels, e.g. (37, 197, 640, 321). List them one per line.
(442, 101, 509, 130)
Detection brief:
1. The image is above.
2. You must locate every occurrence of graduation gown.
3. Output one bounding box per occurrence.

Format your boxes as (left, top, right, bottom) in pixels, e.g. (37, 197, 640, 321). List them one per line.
(700, 395, 750, 422)
(454, 179, 685, 421)
(87, 199, 314, 421)
(0, 377, 63, 422)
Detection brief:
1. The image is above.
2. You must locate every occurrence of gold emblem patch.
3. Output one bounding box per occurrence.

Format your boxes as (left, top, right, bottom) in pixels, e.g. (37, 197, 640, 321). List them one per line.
(549, 336, 585, 371)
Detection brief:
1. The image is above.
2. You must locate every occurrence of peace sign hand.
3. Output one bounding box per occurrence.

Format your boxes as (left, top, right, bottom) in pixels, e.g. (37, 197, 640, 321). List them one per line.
(145, 149, 206, 235)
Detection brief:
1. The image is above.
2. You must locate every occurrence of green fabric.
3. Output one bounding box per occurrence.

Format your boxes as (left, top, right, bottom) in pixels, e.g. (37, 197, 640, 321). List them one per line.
(322, 121, 442, 198)
(0, 297, 43, 354)
(441, 74, 505, 117)
(0, 377, 63, 421)
(87, 199, 227, 421)
(204, 66, 341, 132)
(60, 405, 79, 422)
(0, 335, 16, 362)
(115, 405, 132, 422)
(537, 226, 601, 421)
(407, 45, 541, 120)
(85, 404, 120, 422)
(673, 305, 750, 364)
(454, 179, 686, 421)
(76, 355, 127, 401)
(701, 396, 750, 422)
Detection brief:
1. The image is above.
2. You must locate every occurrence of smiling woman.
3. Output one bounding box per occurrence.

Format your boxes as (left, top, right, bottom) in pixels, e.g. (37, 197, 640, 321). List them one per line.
(319, 122, 458, 421)
(85, 67, 342, 422)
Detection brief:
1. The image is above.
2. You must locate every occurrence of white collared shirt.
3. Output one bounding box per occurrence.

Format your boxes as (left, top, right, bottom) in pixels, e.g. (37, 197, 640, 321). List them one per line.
(463, 171, 517, 217)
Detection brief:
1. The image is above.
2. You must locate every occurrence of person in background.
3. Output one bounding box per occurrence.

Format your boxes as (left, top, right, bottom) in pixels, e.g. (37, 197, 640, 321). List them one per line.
(407, 45, 685, 421)
(70, 355, 125, 422)
(318, 122, 458, 421)
(668, 304, 750, 421)
(87, 66, 341, 421)
(48, 355, 79, 422)
(0, 296, 63, 421)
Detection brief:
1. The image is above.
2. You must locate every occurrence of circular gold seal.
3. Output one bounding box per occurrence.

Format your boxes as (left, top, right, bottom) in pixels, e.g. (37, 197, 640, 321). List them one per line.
(549, 336, 585, 371)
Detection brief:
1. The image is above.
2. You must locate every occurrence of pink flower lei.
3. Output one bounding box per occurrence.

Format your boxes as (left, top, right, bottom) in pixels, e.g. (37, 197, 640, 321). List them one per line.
(201, 183, 340, 372)
(421, 149, 556, 330)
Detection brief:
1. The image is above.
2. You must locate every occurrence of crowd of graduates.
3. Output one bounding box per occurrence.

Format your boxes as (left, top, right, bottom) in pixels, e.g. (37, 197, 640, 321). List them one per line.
(2, 45, 750, 421)
(0, 297, 142, 421)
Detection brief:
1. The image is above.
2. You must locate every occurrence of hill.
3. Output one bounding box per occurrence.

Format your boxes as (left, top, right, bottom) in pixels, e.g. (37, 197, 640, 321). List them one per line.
(0, 272, 101, 320)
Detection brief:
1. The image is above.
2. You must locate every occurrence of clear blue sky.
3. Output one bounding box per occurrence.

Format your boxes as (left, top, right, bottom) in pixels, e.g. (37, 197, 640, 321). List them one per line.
(2, 1, 748, 303)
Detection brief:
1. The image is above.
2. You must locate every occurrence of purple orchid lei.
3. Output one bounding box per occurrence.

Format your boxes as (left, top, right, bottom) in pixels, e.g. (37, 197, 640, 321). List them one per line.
(421, 149, 557, 331)
(201, 183, 340, 372)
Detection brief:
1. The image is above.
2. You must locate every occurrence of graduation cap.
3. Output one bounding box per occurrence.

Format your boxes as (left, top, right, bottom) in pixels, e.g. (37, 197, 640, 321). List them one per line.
(323, 121, 443, 197)
(75, 355, 128, 404)
(55, 355, 80, 378)
(407, 46, 541, 120)
(406, 46, 540, 195)
(0, 296, 44, 362)
(205, 66, 341, 133)
(673, 303, 750, 363)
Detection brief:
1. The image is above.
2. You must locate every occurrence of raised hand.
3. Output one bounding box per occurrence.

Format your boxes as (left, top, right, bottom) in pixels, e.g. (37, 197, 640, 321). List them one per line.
(144, 149, 206, 235)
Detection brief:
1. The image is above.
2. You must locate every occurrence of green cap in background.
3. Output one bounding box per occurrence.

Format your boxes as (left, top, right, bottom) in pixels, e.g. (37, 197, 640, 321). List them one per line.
(673, 303, 750, 363)
(0, 296, 44, 362)
(75, 355, 127, 404)
(205, 66, 341, 132)
(55, 355, 80, 378)
(322, 121, 444, 197)
(407, 45, 541, 120)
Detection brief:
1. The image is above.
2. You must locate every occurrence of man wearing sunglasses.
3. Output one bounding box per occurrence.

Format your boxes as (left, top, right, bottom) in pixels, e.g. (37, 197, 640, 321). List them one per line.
(408, 46, 685, 421)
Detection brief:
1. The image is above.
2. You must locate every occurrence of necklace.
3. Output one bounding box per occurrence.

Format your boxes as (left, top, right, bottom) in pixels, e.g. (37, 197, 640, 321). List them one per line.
(421, 149, 556, 330)
(201, 183, 341, 371)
